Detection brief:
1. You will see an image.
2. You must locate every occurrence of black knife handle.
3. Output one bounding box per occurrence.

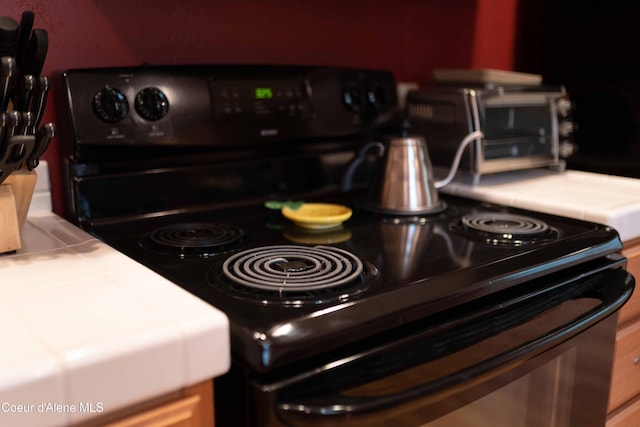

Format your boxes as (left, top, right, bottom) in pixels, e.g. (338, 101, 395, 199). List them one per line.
(6, 110, 21, 140)
(0, 16, 19, 58)
(0, 56, 16, 111)
(15, 11, 35, 67)
(31, 75, 49, 133)
(0, 135, 35, 185)
(19, 28, 47, 77)
(27, 122, 55, 170)
(19, 111, 34, 136)
(13, 74, 36, 112)
(0, 112, 8, 151)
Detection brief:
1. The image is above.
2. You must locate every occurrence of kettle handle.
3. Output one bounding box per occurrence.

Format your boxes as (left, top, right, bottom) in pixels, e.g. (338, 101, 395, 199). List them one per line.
(340, 141, 385, 192)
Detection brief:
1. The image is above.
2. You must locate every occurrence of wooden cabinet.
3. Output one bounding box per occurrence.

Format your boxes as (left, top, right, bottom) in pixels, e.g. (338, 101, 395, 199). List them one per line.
(607, 239, 640, 427)
(617, 241, 640, 325)
(74, 380, 214, 427)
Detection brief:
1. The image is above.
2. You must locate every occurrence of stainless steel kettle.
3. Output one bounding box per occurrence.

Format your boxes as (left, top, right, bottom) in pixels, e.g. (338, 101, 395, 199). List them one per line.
(341, 131, 483, 215)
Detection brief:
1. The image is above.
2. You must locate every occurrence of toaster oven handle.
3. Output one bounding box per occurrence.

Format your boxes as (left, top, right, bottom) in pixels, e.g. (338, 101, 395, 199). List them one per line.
(275, 268, 633, 421)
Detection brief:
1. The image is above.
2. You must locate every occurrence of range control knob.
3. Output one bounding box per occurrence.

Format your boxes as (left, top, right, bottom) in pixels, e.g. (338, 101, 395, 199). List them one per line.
(93, 87, 129, 123)
(367, 85, 387, 109)
(135, 87, 169, 121)
(343, 85, 363, 111)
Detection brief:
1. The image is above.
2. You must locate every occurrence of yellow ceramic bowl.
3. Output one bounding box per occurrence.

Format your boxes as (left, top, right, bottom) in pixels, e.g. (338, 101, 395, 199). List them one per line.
(281, 203, 352, 229)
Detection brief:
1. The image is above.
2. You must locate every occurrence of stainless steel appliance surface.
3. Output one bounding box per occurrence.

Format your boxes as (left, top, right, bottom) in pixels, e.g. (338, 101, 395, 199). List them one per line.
(406, 82, 575, 184)
(55, 65, 634, 427)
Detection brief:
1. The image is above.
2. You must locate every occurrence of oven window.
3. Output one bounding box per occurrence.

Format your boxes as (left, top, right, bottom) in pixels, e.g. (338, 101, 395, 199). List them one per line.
(482, 106, 553, 159)
(423, 348, 577, 427)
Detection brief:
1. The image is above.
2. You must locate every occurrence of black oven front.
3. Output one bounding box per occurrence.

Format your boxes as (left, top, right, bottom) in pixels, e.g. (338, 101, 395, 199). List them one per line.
(216, 257, 632, 427)
(54, 65, 634, 427)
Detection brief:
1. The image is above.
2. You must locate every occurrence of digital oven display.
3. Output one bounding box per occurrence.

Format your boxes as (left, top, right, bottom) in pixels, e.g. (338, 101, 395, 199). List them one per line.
(254, 87, 273, 100)
(210, 79, 310, 121)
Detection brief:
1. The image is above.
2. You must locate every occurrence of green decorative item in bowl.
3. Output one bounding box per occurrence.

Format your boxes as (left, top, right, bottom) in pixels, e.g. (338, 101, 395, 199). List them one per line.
(264, 200, 305, 210)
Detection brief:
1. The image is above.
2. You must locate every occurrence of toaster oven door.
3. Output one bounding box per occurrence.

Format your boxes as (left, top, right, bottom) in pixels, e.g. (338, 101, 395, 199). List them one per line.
(477, 92, 562, 175)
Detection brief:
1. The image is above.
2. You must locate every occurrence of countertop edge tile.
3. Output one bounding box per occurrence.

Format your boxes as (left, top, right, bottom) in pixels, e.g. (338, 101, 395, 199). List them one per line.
(104, 267, 232, 386)
(61, 324, 186, 424)
(174, 309, 231, 385)
(0, 355, 67, 427)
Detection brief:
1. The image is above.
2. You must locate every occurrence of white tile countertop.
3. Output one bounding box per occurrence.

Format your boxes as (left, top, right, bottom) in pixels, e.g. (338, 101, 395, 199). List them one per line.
(0, 164, 230, 426)
(440, 168, 640, 242)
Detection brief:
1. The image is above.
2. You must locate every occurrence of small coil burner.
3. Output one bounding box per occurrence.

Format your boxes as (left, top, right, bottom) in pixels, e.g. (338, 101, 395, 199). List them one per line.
(210, 245, 373, 306)
(141, 222, 245, 257)
(454, 212, 557, 245)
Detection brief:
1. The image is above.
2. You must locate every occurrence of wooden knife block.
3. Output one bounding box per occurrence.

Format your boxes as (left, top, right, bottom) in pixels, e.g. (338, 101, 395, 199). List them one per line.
(1, 169, 37, 254)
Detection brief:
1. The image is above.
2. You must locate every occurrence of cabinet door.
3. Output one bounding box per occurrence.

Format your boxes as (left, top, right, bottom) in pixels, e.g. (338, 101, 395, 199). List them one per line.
(608, 240, 640, 425)
(618, 241, 640, 325)
(103, 381, 214, 427)
(608, 397, 640, 427)
(608, 320, 640, 413)
(105, 395, 202, 427)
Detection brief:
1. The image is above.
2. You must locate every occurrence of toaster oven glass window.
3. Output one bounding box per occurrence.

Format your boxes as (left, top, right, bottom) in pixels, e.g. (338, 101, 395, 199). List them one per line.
(482, 106, 553, 159)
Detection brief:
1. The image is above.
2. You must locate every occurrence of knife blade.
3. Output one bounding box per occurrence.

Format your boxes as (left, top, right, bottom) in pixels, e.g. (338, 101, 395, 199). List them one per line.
(26, 122, 55, 170)
(18, 28, 48, 78)
(15, 11, 34, 67)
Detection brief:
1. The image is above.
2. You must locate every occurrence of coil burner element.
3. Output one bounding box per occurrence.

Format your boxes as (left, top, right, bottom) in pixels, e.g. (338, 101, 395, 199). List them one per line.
(214, 245, 372, 306)
(141, 223, 246, 257)
(455, 212, 557, 245)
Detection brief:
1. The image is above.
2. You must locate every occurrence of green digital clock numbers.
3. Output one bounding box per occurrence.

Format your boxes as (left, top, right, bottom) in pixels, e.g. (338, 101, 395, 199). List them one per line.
(255, 87, 273, 100)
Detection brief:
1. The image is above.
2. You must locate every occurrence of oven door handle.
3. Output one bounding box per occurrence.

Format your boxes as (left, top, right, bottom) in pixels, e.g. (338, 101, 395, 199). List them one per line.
(275, 268, 634, 419)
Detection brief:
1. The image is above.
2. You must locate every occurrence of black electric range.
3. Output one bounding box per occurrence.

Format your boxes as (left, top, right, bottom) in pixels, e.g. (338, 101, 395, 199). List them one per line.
(54, 65, 634, 427)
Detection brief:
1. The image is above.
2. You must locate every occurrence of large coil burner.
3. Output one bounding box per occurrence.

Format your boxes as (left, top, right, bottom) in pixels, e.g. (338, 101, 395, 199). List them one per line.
(454, 212, 558, 245)
(210, 245, 374, 306)
(141, 223, 246, 257)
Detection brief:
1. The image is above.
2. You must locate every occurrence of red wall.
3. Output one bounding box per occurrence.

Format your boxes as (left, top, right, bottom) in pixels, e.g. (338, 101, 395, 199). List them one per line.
(3, 0, 518, 214)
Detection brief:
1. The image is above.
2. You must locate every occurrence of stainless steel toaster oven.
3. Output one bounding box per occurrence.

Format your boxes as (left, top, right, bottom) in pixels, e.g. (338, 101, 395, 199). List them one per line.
(406, 84, 574, 183)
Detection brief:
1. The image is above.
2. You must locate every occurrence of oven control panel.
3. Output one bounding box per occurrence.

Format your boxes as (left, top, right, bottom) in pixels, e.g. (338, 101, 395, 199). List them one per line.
(210, 79, 311, 122)
(55, 65, 401, 155)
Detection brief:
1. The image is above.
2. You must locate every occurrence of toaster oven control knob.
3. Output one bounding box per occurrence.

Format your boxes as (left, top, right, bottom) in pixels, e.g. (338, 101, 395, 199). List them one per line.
(556, 98, 572, 117)
(343, 86, 363, 111)
(558, 120, 574, 137)
(93, 87, 129, 123)
(135, 87, 169, 121)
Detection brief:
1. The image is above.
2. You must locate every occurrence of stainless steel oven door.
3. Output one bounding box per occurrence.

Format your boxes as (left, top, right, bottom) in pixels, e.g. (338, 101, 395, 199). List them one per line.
(251, 256, 634, 427)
